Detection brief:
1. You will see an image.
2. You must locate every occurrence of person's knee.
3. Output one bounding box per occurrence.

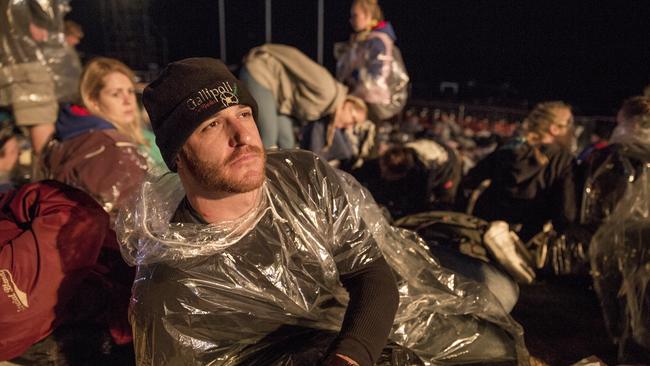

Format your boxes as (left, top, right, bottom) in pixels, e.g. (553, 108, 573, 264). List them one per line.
(482, 264, 519, 312)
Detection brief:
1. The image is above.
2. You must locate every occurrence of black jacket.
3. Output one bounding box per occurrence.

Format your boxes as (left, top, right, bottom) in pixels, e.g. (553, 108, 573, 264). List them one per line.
(458, 138, 577, 242)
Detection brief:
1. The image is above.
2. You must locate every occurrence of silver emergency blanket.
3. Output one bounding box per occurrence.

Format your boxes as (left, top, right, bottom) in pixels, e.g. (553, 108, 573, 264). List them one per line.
(41, 40, 82, 103)
(336, 33, 409, 121)
(0, 0, 80, 104)
(589, 126, 650, 353)
(118, 150, 528, 365)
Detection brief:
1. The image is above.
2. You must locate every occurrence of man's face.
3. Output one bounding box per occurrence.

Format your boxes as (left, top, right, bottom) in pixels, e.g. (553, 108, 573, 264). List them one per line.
(178, 105, 266, 194)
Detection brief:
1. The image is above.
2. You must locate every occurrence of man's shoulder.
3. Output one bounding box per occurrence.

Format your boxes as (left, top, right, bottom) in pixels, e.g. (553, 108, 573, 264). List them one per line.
(266, 149, 327, 171)
(265, 149, 339, 192)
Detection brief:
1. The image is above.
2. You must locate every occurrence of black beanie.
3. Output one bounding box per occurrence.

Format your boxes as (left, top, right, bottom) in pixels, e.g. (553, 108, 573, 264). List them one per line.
(143, 57, 258, 172)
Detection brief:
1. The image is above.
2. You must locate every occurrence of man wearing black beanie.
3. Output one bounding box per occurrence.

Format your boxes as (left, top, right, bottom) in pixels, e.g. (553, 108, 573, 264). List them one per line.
(131, 57, 400, 366)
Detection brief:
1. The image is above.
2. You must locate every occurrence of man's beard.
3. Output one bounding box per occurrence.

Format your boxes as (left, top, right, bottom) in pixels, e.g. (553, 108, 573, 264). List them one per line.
(180, 145, 266, 194)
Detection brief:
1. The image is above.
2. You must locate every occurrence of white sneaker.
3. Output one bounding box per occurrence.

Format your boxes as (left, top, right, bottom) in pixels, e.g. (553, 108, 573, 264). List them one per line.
(483, 221, 536, 284)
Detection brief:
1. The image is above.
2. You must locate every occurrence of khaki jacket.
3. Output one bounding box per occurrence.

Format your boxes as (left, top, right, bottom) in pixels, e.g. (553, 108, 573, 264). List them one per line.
(244, 44, 348, 121)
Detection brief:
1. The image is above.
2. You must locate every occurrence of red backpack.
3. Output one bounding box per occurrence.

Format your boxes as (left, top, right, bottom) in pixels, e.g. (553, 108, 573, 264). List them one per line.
(0, 180, 132, 361)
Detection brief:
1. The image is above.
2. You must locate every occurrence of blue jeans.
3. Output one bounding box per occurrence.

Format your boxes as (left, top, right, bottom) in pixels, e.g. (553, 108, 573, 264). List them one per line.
(239, 67, 295, 149)
(429, 245, 519, 313)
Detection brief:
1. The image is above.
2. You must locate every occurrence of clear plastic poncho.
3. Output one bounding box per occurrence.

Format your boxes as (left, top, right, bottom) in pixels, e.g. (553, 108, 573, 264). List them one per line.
(118, 150, 528, 365)
(0, 0, 81, 104)
(589, 124, 650, 353)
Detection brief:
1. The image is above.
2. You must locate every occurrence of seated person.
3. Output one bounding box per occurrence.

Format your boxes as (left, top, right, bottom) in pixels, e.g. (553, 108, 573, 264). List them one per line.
(457, 101, 577, 242)
(118, 58, 527, 366)
(40, 57, 151, 215)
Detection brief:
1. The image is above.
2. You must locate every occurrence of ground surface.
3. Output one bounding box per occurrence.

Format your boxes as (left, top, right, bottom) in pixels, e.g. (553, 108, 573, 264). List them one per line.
(511, 275, 632, 366)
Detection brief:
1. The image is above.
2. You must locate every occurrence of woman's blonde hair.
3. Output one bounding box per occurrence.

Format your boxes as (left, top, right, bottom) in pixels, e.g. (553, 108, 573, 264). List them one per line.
(326, 95, 368, 148)
(80, 57, 147, 146)
(344, 95, 368, 116)
(522, 101, 572, 165)
(352, 0, 384, 25)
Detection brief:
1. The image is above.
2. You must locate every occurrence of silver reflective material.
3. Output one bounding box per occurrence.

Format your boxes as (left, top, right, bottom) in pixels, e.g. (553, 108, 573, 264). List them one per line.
(336, 32, 409, 121)
(589, 124, 650, 352)
(1, 0, 79, 104)
(118, 150, 528, 365)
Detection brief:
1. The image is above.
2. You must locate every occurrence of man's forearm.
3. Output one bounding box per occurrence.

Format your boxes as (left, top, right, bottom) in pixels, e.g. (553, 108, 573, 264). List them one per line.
(328, 257, 399, 366)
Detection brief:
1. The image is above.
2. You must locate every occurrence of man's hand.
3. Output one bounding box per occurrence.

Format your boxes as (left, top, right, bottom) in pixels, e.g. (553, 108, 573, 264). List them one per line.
(323, 353, 360, 366)
(29, 22, 49, 42)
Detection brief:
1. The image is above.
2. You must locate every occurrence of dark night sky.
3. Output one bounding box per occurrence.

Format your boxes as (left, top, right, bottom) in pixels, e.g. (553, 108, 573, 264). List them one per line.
(68, 1, 650, 115)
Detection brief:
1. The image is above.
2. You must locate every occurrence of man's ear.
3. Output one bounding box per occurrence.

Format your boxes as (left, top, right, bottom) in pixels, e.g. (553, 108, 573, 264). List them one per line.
(548, 124, 560, 137)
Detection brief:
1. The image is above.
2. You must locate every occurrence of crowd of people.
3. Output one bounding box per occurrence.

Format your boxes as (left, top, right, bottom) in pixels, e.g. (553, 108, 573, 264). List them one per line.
(0, 0, 648, 365)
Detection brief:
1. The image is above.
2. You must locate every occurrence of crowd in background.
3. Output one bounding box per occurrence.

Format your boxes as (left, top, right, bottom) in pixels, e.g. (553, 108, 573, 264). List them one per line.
(0, 0, 648, 365)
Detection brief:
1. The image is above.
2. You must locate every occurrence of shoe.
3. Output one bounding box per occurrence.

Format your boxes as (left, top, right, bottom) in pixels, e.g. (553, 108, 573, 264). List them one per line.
(483, 221, 536, 284)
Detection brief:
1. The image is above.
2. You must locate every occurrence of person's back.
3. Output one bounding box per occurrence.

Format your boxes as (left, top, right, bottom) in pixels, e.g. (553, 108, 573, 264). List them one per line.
(462, 139, 575, 241)
(240, 43, 350, 149)
(353, 147, 428, 219)
(580, 144, 648, 230)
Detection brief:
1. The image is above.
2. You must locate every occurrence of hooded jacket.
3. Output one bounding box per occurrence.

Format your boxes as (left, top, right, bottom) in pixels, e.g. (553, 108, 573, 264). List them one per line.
(40, 104, 147, 213)
(458, 138, 577, 241)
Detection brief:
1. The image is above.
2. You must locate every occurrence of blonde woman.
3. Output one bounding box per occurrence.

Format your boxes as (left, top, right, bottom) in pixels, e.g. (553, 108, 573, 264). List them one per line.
(40, 57, 153, 214)
(336, 0, 409, 122)
(457, 101, 577, 242)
